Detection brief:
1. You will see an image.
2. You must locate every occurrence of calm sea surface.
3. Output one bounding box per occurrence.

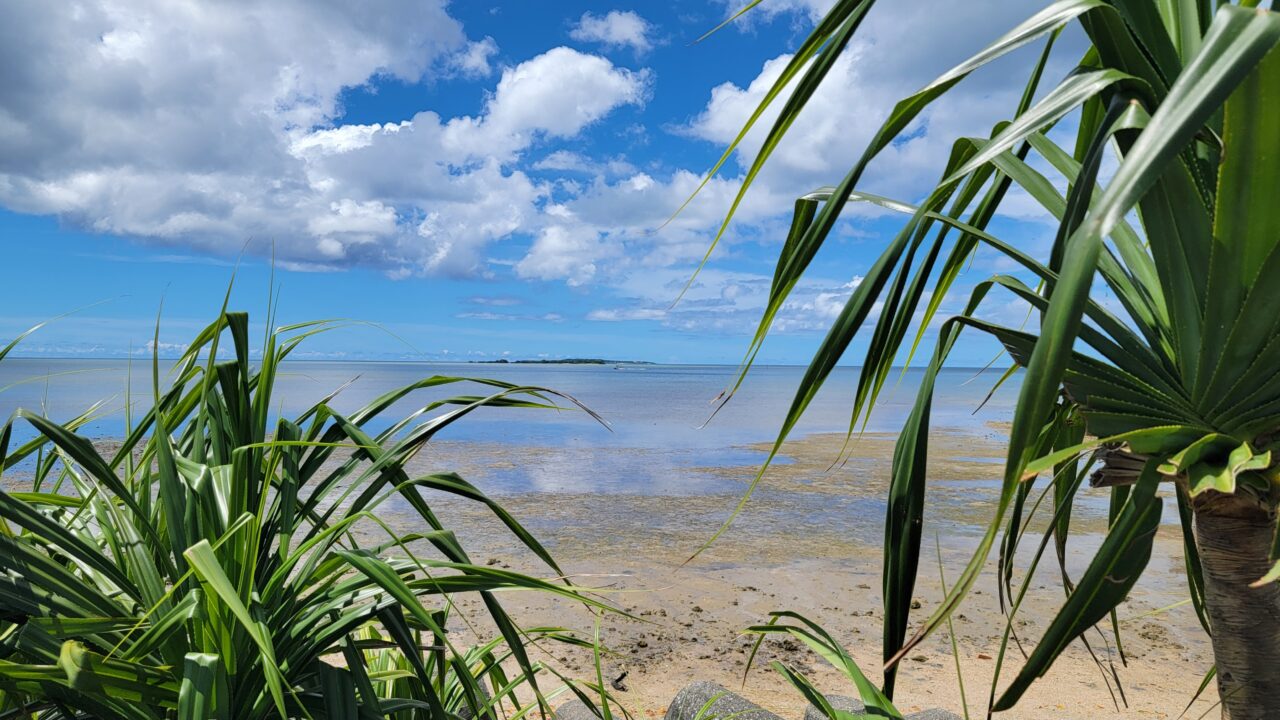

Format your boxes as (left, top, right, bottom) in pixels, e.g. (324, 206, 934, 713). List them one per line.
(3, 360, 1174, 560)
(0, 359, 1016, 448)
(0, 359, 1018, 501)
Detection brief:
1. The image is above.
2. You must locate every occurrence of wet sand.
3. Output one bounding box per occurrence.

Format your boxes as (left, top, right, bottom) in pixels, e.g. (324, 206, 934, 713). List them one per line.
(402, 430, 1217, 719)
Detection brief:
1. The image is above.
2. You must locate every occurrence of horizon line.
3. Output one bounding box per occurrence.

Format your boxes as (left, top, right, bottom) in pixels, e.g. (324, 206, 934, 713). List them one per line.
(2, 355, 1019, 371)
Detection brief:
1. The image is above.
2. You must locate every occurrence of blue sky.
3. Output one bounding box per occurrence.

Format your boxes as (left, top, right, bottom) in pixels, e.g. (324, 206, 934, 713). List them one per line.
(0, 1, 1070, 364)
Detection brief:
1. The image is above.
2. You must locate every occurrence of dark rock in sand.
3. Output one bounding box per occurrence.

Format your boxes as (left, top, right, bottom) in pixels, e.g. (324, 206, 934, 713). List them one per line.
(665, 681, 958, 720)
(555, 699, 604, 720)
(803, 695, 865, 720)
(664, 681, 783, 720)
(907, 710, 962, 720)
(456, 682, 492, 720)
(803, 693, 959, 720)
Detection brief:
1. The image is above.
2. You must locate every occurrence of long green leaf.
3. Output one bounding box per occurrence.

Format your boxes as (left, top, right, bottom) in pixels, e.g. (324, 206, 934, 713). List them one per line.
(993, 461, 1163, 710)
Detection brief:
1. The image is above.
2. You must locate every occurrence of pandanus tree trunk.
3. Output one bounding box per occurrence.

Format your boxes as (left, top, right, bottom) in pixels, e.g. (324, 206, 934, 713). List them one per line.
(1194, 497, 1280, 720)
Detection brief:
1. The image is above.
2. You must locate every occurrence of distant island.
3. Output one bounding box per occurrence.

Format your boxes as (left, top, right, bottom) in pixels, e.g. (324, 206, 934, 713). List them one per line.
(469, 358, 654, 365)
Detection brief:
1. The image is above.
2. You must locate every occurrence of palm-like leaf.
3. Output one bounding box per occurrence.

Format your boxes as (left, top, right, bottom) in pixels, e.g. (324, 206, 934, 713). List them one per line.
(694, 1, 1280, 716)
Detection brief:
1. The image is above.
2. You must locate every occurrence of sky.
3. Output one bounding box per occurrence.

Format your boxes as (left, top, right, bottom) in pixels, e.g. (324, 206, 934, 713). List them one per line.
(0, 0, 1074, 364)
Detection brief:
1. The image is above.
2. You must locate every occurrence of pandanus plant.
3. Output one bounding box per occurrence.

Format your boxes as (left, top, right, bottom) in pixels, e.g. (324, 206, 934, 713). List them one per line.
(693, 1, 1280, 717)
(0, 308, 615, 719)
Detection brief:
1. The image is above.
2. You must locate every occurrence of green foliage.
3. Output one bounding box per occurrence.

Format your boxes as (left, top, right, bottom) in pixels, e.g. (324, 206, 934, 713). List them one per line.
(745, 611, 902, 720)
(695, 0, 1280, 713)
(0, 309, 614, 718)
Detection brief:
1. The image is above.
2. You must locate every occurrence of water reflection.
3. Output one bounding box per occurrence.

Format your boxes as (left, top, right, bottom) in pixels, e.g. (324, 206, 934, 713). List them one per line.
(0, 360, 1017, 449)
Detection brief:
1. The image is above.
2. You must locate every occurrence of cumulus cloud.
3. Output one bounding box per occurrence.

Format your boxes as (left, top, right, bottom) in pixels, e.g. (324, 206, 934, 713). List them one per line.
(0, 1, 648, 277)
(442, 48, 649, 160)
(683, 30, 1036, 205)
(569, 10, 655, 53)
(289, 47, 648, 274)
(507, 165, 798, 287)
(0, 1, 464, 180)
(516, 225, 614, 286)
(0, 0, 1077, 344)
(515, 0, 1079, 300)
(578, 265, 871, 334)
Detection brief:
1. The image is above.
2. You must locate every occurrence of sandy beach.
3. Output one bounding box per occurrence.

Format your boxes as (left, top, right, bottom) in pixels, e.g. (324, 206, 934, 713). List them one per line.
(0, 426, 1218, 718)
(397, 429, 1218, 719)
(9, 418, 1214, 718)
(5, 418, 1214, 718)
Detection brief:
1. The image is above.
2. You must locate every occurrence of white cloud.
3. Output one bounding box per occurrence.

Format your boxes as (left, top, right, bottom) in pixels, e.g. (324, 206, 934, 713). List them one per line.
(456, 311, 565, 323)
(512, 0, 1079, 300)
(139, 340, 191, 356)
(0, 0, 1080, 342)
(0, 2, 648, 277)
(532, 150, 636, 177)
(682, 45, 1020, 206)
(466, 295, 523, 307)
(516, 225, 613, 286)
(521, 161, 809, 286)
(569, 11, 654, 53)
(577, 265, 875, 334)
(587, 308, 668, 322)
(777, 276, 865, 329)
(441, 47, 650, 161)
(450, 36, 499, 78)
(0, 1, 465, 178)
(306, 199, 398, 249)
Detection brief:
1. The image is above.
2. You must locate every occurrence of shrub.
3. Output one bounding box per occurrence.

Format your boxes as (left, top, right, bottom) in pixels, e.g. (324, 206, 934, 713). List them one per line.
(0, 310, 611, 719)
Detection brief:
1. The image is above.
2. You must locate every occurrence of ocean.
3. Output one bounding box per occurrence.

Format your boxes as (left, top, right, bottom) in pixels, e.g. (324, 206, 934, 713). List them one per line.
(0, 358, 1190, 601)
(0, 359, 1031, 551)
(0, 359, 1018, 494)
(0, 358, 1016, 447)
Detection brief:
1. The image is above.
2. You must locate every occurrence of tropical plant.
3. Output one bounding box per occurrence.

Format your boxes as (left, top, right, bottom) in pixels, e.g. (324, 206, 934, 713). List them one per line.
(0, 307, 616, 718)
(691, 1, 1280, 717)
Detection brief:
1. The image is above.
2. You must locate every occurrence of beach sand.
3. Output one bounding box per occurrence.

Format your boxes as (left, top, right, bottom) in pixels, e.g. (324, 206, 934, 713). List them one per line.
(412, 430, 1217, 719)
